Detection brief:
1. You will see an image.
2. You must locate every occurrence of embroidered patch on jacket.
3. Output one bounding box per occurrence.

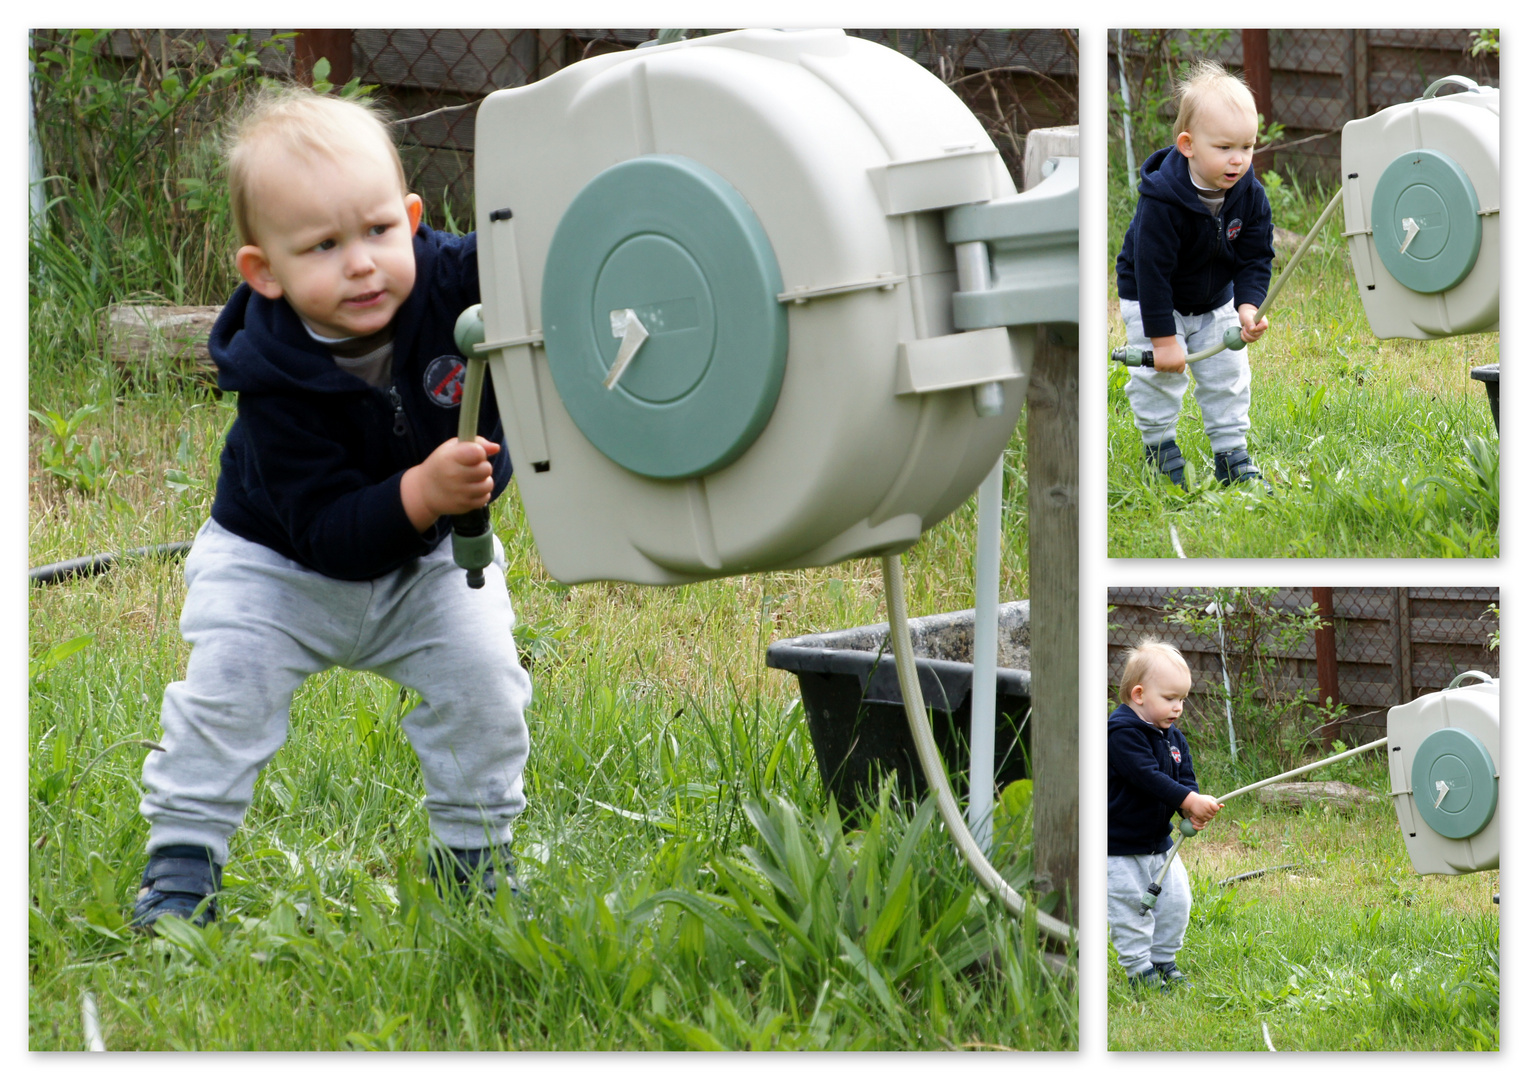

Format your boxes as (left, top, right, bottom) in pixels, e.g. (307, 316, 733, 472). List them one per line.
(1170, 745, 1182, 763)
(424, 356, 466, 407)
(1227, 218, 1243, 240)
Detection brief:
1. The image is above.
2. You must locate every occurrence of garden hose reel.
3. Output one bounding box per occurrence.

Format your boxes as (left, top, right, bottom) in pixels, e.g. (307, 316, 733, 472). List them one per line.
(461, 28, 1078, 586)
(1341, 75, 1499, 340)
(1386, 675, 1499, 875)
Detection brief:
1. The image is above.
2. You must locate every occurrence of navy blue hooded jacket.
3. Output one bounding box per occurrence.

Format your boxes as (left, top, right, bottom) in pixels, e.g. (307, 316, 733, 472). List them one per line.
(1107, 701, 1200, 856)
(208, 224, 511, 581)
(1115, 144, 1276, 341)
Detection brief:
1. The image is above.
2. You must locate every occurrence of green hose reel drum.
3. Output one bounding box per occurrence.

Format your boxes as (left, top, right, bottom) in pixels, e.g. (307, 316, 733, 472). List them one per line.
(1386, 677, 1499, 875)
(541, 154, 787, 480)
(1341, 76, 1498, 339)
(470, 30, 1073, 585)
(1409, 726, 1496, 840)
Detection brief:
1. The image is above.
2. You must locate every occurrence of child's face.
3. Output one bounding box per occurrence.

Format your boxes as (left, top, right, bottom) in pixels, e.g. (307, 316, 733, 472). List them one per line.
(236, 142, 423, 340)
(1176, 101, 1258, 191)
(1128, 661, 1192, 729)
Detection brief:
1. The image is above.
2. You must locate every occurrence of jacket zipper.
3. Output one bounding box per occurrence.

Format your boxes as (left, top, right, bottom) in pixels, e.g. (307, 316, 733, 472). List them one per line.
(386, 385, 423, 467)
(388, 386, 409, 437)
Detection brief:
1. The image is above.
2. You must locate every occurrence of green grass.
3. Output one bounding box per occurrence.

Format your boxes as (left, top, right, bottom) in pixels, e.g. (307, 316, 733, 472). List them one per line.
(27, 361, 1068, 1050)
(1108, 748, 1499, 1050)
(1106, 166, 1499, 558)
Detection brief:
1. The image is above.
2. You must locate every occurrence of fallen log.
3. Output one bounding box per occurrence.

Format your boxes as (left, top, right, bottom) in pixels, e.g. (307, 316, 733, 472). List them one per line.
(101, 304, 221, 380)
(1256, 780, 1384, 813)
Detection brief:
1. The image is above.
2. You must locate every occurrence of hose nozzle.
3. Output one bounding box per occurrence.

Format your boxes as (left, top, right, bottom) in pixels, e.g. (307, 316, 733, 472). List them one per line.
(1140, 881, 1162, 913)
(1111, 345, 1154, 368)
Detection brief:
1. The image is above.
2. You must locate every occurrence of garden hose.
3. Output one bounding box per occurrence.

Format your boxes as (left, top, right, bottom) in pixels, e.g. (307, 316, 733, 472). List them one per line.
(450, 305, 495, 589)
(1139, 733, 1389, 913)
(29, 542, 192, 586)
(1111, 186, 1346, 371)
(881, 553, 1076, 948)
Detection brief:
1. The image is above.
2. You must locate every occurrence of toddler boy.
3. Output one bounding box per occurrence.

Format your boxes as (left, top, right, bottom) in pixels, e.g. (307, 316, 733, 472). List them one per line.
(1107, 637, 1221, 990)
(132, 87, 531, 929)
(1116, 59, 1276, 489)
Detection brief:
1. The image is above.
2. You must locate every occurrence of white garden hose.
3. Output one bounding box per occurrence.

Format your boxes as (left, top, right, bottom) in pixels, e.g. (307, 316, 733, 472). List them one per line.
(881, 553, 1076, 947)
(967, 458, 1003, 853)
(1141, 733, 1389, 910)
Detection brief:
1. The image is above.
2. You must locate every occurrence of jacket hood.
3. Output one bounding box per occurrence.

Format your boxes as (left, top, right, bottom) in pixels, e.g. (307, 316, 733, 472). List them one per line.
(1108, 700, 1162, 735)
(1137, 145, 1256, 216)
(209, 288, 362, 395)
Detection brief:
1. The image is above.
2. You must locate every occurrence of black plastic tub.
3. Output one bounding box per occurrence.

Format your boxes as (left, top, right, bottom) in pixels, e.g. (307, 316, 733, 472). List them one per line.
(766, 602, 1031, 812)
(1470, 363, 1499, 431)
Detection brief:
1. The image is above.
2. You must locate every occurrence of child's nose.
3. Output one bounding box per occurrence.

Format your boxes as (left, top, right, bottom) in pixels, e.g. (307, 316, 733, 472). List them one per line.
(344, 244, 376, 276)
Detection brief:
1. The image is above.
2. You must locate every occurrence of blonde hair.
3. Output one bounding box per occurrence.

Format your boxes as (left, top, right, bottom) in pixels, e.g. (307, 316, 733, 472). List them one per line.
(226, 86, 405, 245)
(1118, 635, 1191, 703)
(1173, 58, 1258, 139)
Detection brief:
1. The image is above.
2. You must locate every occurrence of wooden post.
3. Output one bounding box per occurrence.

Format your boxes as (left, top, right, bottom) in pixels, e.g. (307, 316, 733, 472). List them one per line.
(1395, 588, 1413, 703)
(1022, 126, 1078, 922)
(1241, 30, 1272, 178)
(1312, 587, 1339, 745)
(295, 30, 354, 87)
(1353, 29, 1369, 119)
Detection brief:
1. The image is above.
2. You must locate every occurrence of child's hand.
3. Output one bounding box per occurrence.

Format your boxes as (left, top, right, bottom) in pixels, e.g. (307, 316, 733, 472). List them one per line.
(1151, 336, 1187, 373)
(1180, 791, 1223, 831)
(400, 436, 500, 531)
(1238, 304, 1269, 344)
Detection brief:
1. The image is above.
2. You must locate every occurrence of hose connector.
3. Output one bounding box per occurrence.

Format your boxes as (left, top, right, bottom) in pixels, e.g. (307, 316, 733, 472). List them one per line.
(451, 506, 494, 590)
(1140, 881, 1162, 913)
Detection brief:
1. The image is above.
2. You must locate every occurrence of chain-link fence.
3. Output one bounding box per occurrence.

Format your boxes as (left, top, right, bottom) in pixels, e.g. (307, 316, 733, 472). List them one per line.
(96, 29, 1078, 217)
(1107, 586, 1499, 743)
(1108, 29, 1498, 185)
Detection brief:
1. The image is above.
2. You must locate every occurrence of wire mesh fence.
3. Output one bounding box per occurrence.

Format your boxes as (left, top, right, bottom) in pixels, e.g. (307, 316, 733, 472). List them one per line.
(91, 29, 1078, 217)
(1107, 586, 1499, 744)
(1108, 28, 1498, 185)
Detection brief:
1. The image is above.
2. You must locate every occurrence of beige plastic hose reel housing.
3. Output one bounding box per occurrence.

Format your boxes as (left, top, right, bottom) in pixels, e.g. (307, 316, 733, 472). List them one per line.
(1341, 76, 1499, 339)
(469, 29, 1077, 584)
(1386, 675, 1499, 875)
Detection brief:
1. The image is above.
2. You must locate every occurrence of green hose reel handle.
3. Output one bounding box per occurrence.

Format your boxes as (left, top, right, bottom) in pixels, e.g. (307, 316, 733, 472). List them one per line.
(1177, 817, 1198, 838)
(454, 304, 486, 360)
(1222, 325, 1247, 351)
(450, 304, 494, 587)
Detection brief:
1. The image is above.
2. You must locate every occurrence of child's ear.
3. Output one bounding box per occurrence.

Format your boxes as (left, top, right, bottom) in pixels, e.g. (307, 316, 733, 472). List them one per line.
(235, 245, 283, 300)
(1129, 684, 1146, 704)
(1175, 130, 1195, 158)
(404, 193, 423, 235)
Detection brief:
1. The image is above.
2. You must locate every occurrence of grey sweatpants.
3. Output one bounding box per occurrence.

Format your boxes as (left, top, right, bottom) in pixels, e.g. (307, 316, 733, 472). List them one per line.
(140, 518, 532, 864)
(1120, 297, 1252, 454)
(1107, 851, 1193, 976)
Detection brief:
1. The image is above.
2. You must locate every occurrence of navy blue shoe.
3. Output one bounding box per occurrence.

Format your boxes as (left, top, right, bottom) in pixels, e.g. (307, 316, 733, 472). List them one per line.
(1127, 968, 1167, 993)
(1153, 960, 1193, 989)
(131, 845, 221, 931)
(429, 844, 519, 902)
(1214, 446, 1271, 492)
(1144, 438, 1187, 488)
